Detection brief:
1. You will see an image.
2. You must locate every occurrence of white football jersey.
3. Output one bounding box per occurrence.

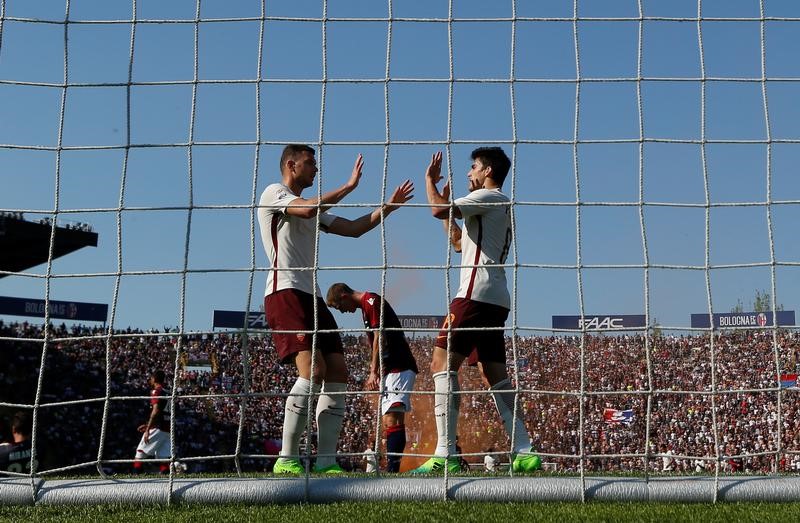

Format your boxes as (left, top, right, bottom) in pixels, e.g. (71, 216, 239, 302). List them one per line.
(453, 188, 512, 309)
(257, 183, 338, 297)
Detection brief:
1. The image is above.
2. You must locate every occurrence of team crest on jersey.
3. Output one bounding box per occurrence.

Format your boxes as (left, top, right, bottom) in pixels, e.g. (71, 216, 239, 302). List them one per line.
(296, 333, 306, 342)
(367, 298, 375, 306)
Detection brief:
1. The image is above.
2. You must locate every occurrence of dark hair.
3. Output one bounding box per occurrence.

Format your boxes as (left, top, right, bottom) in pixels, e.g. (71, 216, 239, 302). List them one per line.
(151, 370, 166, 385)
(280, 144, 315, 173)
(471, 147, 511, 188)
(11, 411, 32, 438)
(326, 282, 355, 308)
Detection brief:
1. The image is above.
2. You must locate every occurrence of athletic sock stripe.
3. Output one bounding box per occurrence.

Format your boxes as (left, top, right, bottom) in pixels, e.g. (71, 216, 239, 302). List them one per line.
(385, 424, 405, 435)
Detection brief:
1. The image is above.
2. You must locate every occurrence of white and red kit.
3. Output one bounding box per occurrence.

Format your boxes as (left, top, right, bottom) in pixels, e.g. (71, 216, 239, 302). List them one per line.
(257, 182, 344, 361)
(257, 183, 340, 298)
(453, 188, 512, 309)
(361, 292, 418, 414)
(135, 384, 171, 459)
(435, 188, 512, 362)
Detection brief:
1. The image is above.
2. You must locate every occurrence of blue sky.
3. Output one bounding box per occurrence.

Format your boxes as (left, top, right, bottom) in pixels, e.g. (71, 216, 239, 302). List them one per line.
(2, 0, 800, 334)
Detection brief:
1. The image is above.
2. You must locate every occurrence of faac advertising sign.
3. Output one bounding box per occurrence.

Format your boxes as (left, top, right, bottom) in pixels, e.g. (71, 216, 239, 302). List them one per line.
(552, 315, 646, 331)
(212, 310, 267, 330)
(0, 296, 108, 322)
(690, 311, 795, 329)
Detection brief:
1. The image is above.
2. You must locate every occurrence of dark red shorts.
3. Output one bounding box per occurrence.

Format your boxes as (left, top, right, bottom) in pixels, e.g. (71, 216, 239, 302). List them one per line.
(435, 298, 509, 364)
(265, 289, 343, 363)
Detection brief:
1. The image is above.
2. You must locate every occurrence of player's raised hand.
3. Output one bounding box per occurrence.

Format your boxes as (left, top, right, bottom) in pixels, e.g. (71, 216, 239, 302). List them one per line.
(385, 179, 414, 212)
(346, 153, 364, 190)
(425, 151, 443, 185)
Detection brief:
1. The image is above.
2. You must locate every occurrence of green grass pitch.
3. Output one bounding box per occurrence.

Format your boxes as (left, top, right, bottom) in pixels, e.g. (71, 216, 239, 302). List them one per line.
(4, 502, 800, 522)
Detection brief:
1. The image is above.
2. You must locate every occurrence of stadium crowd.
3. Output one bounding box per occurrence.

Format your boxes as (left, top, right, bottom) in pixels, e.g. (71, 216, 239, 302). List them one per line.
(2, 319, 800, 474)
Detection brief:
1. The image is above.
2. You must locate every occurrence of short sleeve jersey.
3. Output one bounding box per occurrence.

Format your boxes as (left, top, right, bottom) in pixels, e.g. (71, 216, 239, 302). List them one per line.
(361, 292, 418, 375)
(0, 440, 32, 473)
(453, 188, 511, 309)
(258, 183, 339, 297)
(149, 384, 170, 432)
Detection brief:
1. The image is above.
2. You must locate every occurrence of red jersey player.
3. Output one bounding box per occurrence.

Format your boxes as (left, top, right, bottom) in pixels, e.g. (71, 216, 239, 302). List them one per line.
(326, 283, 418, 472)
(133, 370, 171, 474)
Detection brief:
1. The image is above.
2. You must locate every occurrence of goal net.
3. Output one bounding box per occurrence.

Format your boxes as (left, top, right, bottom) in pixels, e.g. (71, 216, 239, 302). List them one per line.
(2, 0, 800, 504)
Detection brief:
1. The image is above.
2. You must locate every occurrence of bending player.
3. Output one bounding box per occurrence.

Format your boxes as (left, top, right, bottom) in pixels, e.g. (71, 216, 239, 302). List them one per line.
(411, 147, 541, 474)
(133, 370, 171, 474)
(326, 283, 418, 472)
(258, 144, 413, 474)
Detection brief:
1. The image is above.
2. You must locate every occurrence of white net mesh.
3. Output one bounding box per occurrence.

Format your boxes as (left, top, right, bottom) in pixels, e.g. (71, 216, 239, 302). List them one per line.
(2, 0, 800, 504)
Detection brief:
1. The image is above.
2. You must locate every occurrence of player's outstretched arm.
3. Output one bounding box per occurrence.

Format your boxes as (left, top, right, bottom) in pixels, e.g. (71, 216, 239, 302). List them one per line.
(326, 180, 414, 238)
(426, 151, 462, 220)
(286, 154, 364, 219)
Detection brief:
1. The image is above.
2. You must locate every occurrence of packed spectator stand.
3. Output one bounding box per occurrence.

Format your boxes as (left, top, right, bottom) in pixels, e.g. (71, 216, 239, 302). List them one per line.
(2, 320, 799, 475)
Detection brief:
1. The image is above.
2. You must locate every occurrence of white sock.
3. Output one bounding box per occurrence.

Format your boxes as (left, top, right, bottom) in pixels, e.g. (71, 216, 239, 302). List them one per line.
(433, 371, 459, 457)
(315, 381, 346, 468)
(490, 378, 531, 454)
(280, 377, 321, 458)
